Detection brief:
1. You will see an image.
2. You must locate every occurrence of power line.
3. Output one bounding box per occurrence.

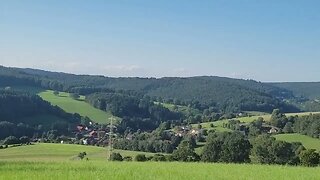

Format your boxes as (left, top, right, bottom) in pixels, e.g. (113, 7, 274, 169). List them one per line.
(108, 116, 114, 160)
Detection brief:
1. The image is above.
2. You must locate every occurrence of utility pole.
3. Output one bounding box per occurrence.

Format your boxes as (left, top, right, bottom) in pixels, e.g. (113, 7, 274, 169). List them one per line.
(108, 117, 114, 160)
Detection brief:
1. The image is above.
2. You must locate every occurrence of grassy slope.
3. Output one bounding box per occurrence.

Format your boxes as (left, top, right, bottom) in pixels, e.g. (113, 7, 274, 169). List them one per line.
(1, 161, 320, 180)
(38, 90, 119, 124)
(274, 133, 320, 151)
(0, 143, 158, 162)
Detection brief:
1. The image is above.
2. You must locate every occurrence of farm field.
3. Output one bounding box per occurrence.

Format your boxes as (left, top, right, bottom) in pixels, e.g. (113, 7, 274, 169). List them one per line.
(38, 90, 120, 124)
(1, 161, 320, 180)
(0, 143, 157, 162)
(274, 133, 320, 151)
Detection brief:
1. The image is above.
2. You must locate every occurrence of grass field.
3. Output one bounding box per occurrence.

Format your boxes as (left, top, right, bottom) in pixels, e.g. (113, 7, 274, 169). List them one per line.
(38, 90, 119, 124)
(274, 133, 320, 151)
(0, 143, 157, 162)
(1, 161, 320, 180)
(1, 144, 320, 179)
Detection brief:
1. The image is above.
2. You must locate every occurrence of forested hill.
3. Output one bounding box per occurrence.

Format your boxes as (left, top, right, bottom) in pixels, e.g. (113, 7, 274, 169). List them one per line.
(0, 65, 314, 113)
(271, 82, 320, 100)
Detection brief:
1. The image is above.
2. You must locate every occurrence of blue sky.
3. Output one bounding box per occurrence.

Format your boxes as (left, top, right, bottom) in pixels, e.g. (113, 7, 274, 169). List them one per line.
(1, 0, 319, 82)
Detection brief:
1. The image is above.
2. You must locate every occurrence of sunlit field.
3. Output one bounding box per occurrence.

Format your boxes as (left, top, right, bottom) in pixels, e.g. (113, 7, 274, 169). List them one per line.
(38, 90, 119, 124)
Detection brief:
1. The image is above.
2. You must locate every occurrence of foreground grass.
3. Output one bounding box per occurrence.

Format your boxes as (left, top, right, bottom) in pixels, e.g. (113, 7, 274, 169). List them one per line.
(1, 143, 320, 179)
(274, 133, 320, 151)
(38, 90, 119, 124)
(1, 161, 320, 180)
(0, 143, 157, 162)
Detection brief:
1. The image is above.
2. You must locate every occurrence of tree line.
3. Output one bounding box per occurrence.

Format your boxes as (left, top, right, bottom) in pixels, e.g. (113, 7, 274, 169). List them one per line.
(86, 92, 182, 131)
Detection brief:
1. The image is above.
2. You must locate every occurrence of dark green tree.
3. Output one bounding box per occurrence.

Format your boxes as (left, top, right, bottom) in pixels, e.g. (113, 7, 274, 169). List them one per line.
(135, 154, 147, 162)
(299, 149, 320, 167)
(109, 152, 123, 161)
(172, 140, 199, 162)
(201, 132, 250, 163)
(270, 109, 287, 128)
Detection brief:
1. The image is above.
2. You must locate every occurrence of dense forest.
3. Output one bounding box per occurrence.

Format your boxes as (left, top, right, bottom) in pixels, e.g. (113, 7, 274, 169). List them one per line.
(85, 91, 182, 131)
(272, 82, 320, 100)
(0, 90, 81, 139)
(1, 66, 317, 113)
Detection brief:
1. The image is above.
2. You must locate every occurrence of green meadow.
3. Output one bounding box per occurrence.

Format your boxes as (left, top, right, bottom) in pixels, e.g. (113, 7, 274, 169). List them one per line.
(0, 143, 320, 180)
(274, 133, 320, 151)
(0, 143, 157, 162)
(38, 90, 119, 124)
(1, 160, 320, 180)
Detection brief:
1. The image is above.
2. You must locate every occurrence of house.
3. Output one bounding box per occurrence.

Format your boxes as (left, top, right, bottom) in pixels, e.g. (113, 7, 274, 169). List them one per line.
(89, 131, 97, 137)
(82, 139, 88, 145)
(191, 129, 200, 135)
(268, 127, 280, 134)
(77, 125, 85, 131)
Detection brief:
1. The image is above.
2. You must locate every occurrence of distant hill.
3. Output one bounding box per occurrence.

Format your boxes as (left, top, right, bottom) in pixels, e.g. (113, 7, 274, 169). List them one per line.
(0, 65, 315, 113)
(271, 82, 320, 100)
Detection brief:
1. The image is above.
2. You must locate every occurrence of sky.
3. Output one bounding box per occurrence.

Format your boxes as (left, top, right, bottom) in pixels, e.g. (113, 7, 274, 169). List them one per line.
(1, 0, 320, 82)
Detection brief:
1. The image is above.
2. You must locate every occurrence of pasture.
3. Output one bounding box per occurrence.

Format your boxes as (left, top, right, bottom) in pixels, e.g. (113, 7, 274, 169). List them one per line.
(1, 161, 320, 180)
(274, 133, 320, 151)
(1, 142, 320, 179)
(38, 90, 119, 124)
(0, 143, 158, 162)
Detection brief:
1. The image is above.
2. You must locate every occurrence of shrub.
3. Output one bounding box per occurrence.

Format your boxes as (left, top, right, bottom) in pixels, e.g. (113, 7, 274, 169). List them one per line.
(152, 154, 166, 162)
(300, 149, 320, 167)
(70, 93, 80, 99)
(165, 155, 175, 162)
(53, 91, 59, 96)
(109, 152, 123, 161)
(135, 154, 147, 162)
(147, 156, 153, 161)
(78, 152, 87, 160)
(123, 156, 133, 161)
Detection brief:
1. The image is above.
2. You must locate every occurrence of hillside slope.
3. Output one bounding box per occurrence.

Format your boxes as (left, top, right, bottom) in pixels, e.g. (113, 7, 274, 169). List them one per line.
(272, 82, 320, 100)
(38, 90, 119, 124)
(0, 66, 301, 113)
